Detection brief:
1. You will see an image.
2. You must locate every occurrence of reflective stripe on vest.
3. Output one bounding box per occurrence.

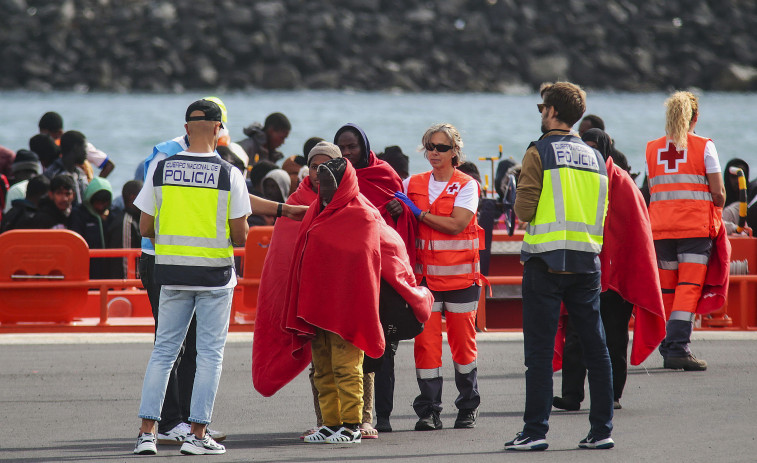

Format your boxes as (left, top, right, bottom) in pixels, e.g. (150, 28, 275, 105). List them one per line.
(523, 148, 607, 254)
(650, 190, 713, 202)
(645, 134, 717, 239)
(408, 170, 482, 291)
(153, 155, 234, 272)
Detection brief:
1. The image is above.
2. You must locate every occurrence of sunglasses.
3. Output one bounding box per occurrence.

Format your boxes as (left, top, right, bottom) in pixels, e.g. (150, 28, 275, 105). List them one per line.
(537, 103, 547, 113)
(425, 143, 453, 153)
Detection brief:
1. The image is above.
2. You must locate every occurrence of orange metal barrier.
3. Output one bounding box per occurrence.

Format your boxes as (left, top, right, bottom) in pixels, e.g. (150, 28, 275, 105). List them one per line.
(2, 228, 755, 333)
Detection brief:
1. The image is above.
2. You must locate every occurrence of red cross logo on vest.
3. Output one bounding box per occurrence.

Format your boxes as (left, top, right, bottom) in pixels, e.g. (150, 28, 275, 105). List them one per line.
(657, 141, 687, 173)
(446, 182, 461, 195)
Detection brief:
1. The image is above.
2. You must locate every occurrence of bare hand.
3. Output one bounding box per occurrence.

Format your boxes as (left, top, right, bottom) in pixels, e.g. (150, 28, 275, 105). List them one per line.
(285, 204, 309, 221)
(386, 198, 404, 219)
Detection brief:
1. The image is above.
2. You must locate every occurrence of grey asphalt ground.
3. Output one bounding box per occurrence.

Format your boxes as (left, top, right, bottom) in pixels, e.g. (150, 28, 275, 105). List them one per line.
(1, 331, 756, 463)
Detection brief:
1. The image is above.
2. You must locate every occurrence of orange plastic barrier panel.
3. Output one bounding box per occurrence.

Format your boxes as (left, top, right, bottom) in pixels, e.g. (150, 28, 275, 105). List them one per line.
(238, 226, 274, 320)
(0, 230, 90, 323)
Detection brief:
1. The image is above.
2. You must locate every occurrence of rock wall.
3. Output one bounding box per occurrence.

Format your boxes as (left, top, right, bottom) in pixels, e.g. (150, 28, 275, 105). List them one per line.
(2, 0, 757, 92)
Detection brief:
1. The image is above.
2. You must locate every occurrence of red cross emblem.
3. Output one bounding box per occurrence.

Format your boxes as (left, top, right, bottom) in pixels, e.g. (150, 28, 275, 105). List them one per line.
(446, 182, 461, 195)
(657, 141, 687, 173)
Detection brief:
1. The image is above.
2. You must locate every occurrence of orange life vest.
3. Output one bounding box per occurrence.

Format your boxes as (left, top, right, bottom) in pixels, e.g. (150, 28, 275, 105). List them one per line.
(407, 170, 483, 291)
(645, 133, 721, 240)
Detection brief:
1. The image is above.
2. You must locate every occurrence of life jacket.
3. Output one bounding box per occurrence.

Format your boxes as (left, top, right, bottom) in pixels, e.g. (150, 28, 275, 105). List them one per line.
(645, 133, 721, 240)
(152, 153, 235, 287)
(407, 169, 483, 291)
(521, 132, 608, 273)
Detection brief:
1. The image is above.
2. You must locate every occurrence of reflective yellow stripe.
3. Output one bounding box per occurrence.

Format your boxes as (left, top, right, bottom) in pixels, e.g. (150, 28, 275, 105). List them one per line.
(524, 166, 607, 251)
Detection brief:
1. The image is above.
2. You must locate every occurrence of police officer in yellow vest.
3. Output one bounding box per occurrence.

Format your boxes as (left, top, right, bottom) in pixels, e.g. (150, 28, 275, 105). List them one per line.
(505, 82, 614, 452)
(133, 99, 251, 456)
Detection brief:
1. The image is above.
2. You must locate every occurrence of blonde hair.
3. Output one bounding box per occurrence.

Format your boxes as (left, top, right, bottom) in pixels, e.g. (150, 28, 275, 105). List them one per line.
(664, 91, 698, 149)
(421, 123, 464, 166)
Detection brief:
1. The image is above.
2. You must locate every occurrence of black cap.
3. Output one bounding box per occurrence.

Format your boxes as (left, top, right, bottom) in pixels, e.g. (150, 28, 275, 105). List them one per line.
(185, 99, 224, 128)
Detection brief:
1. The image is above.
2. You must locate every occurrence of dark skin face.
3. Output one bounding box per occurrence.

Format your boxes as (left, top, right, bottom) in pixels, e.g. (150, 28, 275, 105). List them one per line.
(336, 130, 365, 168)
(262, 178, 284, 203)
(266, 128, 289, 151)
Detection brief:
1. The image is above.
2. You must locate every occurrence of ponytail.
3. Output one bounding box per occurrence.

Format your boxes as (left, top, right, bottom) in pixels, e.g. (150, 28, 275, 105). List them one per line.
(664, 91, 698, 149)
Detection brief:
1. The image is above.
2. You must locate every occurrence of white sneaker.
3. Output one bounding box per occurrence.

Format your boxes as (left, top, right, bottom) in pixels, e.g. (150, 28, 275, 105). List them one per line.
(157, 422, 190, 445)
(134, 432, 157, 455)
(180, 433, 226, 455)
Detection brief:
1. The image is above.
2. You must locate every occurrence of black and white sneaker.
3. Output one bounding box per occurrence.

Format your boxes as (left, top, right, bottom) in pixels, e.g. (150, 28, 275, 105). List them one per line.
(180, 433, 226, 455)
(578, 433, 615, 449)
(134, 432, 157, 455)
(504, 432, 548, 451)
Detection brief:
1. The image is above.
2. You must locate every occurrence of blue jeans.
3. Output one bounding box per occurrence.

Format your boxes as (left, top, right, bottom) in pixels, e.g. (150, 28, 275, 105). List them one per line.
(138, 287, 233, 425)
(520, 259, 613, 440)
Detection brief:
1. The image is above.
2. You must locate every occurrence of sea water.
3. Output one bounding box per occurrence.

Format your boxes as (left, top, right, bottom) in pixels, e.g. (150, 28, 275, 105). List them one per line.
(0, 90, 755, 194)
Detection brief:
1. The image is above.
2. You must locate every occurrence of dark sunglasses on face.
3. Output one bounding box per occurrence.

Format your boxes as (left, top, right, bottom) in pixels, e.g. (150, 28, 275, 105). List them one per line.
(425, 143, 453, 153)
(537, 103, 547, 113)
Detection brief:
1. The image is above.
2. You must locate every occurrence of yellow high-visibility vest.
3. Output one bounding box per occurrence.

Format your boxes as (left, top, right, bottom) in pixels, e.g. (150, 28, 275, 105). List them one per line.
(153, 153, 235, 287)
(521, 133, 608, 273)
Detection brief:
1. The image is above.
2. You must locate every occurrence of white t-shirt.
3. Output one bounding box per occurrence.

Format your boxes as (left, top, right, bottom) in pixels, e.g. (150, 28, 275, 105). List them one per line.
(402, 173, 479, 214)
(134, 151, 251, 290)
(86, 142, 109, 169)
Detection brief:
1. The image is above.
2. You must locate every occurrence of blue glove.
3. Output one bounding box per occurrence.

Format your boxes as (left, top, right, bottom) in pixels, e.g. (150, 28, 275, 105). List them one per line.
(394, 191, 422, 218)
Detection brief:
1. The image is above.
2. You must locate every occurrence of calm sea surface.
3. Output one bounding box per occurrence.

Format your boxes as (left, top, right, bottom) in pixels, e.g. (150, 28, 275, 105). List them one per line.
(0, 90, 755, 193)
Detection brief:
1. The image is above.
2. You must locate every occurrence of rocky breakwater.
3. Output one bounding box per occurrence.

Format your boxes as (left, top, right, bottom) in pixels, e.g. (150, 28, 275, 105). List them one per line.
(1, 0, 757, 92)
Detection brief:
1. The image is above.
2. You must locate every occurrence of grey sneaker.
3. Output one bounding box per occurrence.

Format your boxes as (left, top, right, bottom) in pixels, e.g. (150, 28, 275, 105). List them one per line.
(180, 433, 226, 455)
(134, 432, 157, 455)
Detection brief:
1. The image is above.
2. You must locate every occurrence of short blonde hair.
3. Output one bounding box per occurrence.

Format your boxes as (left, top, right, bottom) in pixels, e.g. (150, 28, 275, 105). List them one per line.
(665, 91, 698, 149)
(421, 123, 464, 167)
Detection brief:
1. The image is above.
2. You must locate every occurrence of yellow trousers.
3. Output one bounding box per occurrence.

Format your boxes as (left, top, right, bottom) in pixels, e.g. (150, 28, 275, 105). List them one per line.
(311, 329, 364, 427)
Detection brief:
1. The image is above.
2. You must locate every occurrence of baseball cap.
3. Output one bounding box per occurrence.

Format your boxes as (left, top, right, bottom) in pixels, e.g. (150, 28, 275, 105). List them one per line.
(203, 96, 228, 124)
(185, 99, 224, 128)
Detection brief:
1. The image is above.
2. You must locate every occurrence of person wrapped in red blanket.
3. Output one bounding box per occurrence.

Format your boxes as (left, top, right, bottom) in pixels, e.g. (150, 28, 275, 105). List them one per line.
(553, 156, 667, 409)
(252, 142, 336, 398)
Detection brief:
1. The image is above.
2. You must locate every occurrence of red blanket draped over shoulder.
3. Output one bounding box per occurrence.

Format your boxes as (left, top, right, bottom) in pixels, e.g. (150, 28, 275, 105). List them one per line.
(554, 159, 667, 370)
(252, 178, 317, 397)
(357, 151, 417, 267)
(284, 160, 385, 358)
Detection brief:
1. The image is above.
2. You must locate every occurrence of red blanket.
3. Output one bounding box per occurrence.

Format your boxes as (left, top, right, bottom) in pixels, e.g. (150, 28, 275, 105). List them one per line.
(252, 178, 317, 397)
(554, 159, 667, 370)
(284, 161, 386, 360)
(358, 151, 417, 267)
(697, 224, 730, 314)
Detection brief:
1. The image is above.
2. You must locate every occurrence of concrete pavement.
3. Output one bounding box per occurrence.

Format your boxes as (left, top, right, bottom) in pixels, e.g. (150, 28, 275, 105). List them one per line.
(1, 332, 756, 462)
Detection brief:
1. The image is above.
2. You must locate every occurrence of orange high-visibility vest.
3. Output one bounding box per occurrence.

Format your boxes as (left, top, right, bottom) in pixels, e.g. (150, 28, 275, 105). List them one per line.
(645, 133, 721, 240)
(407, 170, 483, 291)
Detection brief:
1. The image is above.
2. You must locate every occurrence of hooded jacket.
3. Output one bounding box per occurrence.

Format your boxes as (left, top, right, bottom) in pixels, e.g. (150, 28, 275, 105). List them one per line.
(334, 123, 417, 266)
(69, 177, 113, 278)
(238, 123, 284, 164)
